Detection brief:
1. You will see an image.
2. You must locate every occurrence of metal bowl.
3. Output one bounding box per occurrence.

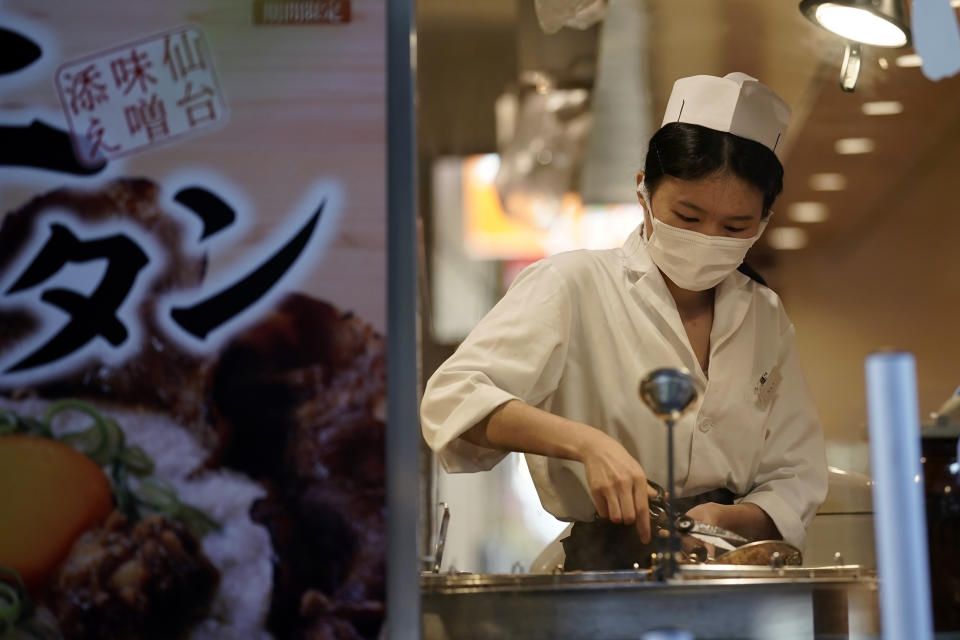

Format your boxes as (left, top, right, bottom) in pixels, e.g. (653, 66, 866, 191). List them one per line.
(714, 540, 803, 566)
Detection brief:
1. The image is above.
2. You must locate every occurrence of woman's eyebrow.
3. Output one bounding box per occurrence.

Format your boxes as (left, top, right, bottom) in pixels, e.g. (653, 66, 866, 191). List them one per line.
(676, 199, 708, 213)
(676, 200, 756, 221)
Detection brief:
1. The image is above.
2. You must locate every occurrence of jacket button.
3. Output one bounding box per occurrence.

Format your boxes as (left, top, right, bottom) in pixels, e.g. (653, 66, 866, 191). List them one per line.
(698, 418, 713, 433)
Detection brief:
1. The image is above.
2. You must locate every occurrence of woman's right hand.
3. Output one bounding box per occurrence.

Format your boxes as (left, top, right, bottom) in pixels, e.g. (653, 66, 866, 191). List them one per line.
(464, 401, 657, 543)
(580, 433, 656, 543)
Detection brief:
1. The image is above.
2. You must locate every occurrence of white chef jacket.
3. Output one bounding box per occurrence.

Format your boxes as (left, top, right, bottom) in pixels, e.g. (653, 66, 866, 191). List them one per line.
(420, 225, 828, 549)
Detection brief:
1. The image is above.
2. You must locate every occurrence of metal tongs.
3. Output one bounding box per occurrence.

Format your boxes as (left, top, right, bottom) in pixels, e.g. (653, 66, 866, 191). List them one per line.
(647, 480, 747, 552)
(431, 503, 450, 573)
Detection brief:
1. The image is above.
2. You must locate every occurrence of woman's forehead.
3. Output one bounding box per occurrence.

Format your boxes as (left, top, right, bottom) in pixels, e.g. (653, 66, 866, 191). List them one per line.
(656, 174, 764, 215)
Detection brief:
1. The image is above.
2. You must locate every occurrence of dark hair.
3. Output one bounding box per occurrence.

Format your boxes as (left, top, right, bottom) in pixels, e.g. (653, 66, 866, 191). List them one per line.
(644, 123, 784, 216)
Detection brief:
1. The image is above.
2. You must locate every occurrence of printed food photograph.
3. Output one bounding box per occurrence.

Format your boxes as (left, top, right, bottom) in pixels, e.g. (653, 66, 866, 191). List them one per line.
(0, 1, 387, 639)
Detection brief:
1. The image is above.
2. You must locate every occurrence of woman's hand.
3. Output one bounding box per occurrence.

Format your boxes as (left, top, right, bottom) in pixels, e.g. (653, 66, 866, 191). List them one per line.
(684, 501, 728, 530)
(580, 433, 658, 543)
(683, 501, 781, 558)
(682, 502, 727, 559)
(464, 400, 658, 542)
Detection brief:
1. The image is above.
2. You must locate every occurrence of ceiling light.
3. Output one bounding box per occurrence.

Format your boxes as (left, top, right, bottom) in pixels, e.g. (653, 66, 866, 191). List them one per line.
(895, 53, 923, 67)
(862, 100, 903, 115)
(953, 0, 960, 7)
(840, 42, 863, 91)
(768, 227, 809, 250)
(809, 172, 848, 191)
(787, 202, 830, 223)
(835, 137, 875, 154)
(800, 0, 911, 48)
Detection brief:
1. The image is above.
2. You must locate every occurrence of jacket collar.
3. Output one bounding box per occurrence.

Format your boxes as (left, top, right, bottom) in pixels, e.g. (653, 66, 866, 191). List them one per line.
(711, 268, 754, 354)
(620, 224, 655, 275)
(620, 223, 756, 375)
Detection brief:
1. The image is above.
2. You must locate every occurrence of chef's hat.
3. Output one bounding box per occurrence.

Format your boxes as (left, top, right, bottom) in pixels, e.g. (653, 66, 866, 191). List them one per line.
(660, 72, 791, 160)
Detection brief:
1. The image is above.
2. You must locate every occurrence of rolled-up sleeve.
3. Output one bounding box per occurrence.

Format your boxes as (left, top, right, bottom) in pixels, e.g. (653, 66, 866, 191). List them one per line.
(738, 324, 828, 550)
(420, 260, 572, 472)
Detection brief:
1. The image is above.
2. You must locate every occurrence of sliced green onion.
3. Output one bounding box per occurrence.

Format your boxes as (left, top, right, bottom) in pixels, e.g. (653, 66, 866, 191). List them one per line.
(47, 400, 112, 463)
(118, 445, 154, 476)
(44, 399, 107, 425)
(19, 416, 53, 439)
(3, 403, 216, 539)
(0, 566, 27, 594)
(135, 479, 181, 512)
(59, 426, 106, 462)
(111, 463, 141, 523)
(0, 411, 52, 438)
(0, 568, 60, 639)
(177, 503, 222, 536)
(101, 418, 125, 461)
(0, 579, 23, 634)
(134, 479, 220, 536)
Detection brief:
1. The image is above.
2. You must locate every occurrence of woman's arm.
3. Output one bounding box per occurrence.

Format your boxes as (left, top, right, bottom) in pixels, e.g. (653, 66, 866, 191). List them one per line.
(464, 399, 657, 543)
(684, 501, 780, 542)
(730, 321, 828, 549)
(420, 260, 573, 473)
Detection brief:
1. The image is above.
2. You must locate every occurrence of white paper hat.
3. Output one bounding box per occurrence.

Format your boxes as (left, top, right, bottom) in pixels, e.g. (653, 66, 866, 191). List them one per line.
(660, 72, 791, 160)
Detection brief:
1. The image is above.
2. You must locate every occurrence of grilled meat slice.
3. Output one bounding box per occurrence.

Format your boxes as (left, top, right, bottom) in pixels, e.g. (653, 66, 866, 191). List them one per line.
(48, 511, 220, 640)
(211, 294, 386, 639)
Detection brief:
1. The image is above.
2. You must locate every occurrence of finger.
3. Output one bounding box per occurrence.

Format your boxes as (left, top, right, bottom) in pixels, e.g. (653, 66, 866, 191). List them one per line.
(646, 483, 659, 499)
(591, 488, 609, 520)
(680, 534, 701, 557)
(619, 483, 636, 525)
(605, 488, 623, 523)
(634, 482, 651, 543)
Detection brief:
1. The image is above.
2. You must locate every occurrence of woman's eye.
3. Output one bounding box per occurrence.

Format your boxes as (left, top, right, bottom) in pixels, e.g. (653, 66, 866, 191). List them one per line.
(725, 226, 748, 233)
(675, 212, 698, 223)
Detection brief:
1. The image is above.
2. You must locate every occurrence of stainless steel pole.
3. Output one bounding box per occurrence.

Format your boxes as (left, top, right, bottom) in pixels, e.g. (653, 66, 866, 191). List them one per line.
(865, 351, 933, 640)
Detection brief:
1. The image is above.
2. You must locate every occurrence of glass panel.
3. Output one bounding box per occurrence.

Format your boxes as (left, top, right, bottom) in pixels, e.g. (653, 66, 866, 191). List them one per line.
(417, 0, 960, 635)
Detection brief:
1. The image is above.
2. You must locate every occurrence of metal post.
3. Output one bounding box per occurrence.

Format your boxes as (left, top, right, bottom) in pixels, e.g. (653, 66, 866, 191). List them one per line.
(664, 415, 679, 577)
(387, 0, 420, 635)
(864, 351, 933, 640)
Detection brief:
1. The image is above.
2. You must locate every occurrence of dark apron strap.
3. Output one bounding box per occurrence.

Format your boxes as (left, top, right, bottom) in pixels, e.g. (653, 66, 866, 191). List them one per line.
(561, 487, 736, 571)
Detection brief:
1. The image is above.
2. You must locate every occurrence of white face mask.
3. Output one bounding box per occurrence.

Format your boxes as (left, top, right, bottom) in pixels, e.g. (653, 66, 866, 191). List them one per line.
(638, 186, 767, 291)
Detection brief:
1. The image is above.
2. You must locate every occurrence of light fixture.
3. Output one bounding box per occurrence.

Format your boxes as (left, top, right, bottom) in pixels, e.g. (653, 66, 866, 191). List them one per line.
(840, 42, 863, 91)
(800, 0, 911, 48)
(835, 137, 875, 154)
(895, 53, 923, 67)
(768, 227, 809, 250)
(862, 100, 903, 115)
(787, 202, 830, 223)
(809, 173, 848, 191)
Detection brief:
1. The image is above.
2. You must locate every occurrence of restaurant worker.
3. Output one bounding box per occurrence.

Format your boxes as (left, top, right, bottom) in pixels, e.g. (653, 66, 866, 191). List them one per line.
(420, 72, 828, 570)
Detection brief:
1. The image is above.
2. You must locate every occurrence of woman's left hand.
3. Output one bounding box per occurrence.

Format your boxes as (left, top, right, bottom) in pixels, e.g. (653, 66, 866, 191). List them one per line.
(682, 502, 727, 559)
(682, 502, 782, 559)
(684, 501, 728, 530)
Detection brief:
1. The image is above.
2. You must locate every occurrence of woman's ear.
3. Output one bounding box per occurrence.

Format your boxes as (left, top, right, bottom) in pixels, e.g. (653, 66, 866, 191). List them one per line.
(635, 173, 654, 241)
(635, 173, 649, 210)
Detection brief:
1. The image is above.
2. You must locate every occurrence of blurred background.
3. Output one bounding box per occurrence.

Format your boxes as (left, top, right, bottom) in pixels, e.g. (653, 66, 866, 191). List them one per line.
(415, 0, 960, 574)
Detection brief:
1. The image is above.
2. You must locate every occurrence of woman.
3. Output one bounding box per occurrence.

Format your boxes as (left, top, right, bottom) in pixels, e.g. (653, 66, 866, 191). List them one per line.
(420, 73, 828, 570)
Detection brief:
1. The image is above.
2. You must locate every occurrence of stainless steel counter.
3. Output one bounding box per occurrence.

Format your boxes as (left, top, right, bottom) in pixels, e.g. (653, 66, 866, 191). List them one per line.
(422, 565, 879, 639)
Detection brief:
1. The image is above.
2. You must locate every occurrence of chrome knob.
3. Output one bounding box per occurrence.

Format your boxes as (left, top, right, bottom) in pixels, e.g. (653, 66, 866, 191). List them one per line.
(639, 368, 699, 422)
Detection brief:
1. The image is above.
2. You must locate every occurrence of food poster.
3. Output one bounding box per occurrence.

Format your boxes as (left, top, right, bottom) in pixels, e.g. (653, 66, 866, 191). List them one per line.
(0, 1, 386, 639)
